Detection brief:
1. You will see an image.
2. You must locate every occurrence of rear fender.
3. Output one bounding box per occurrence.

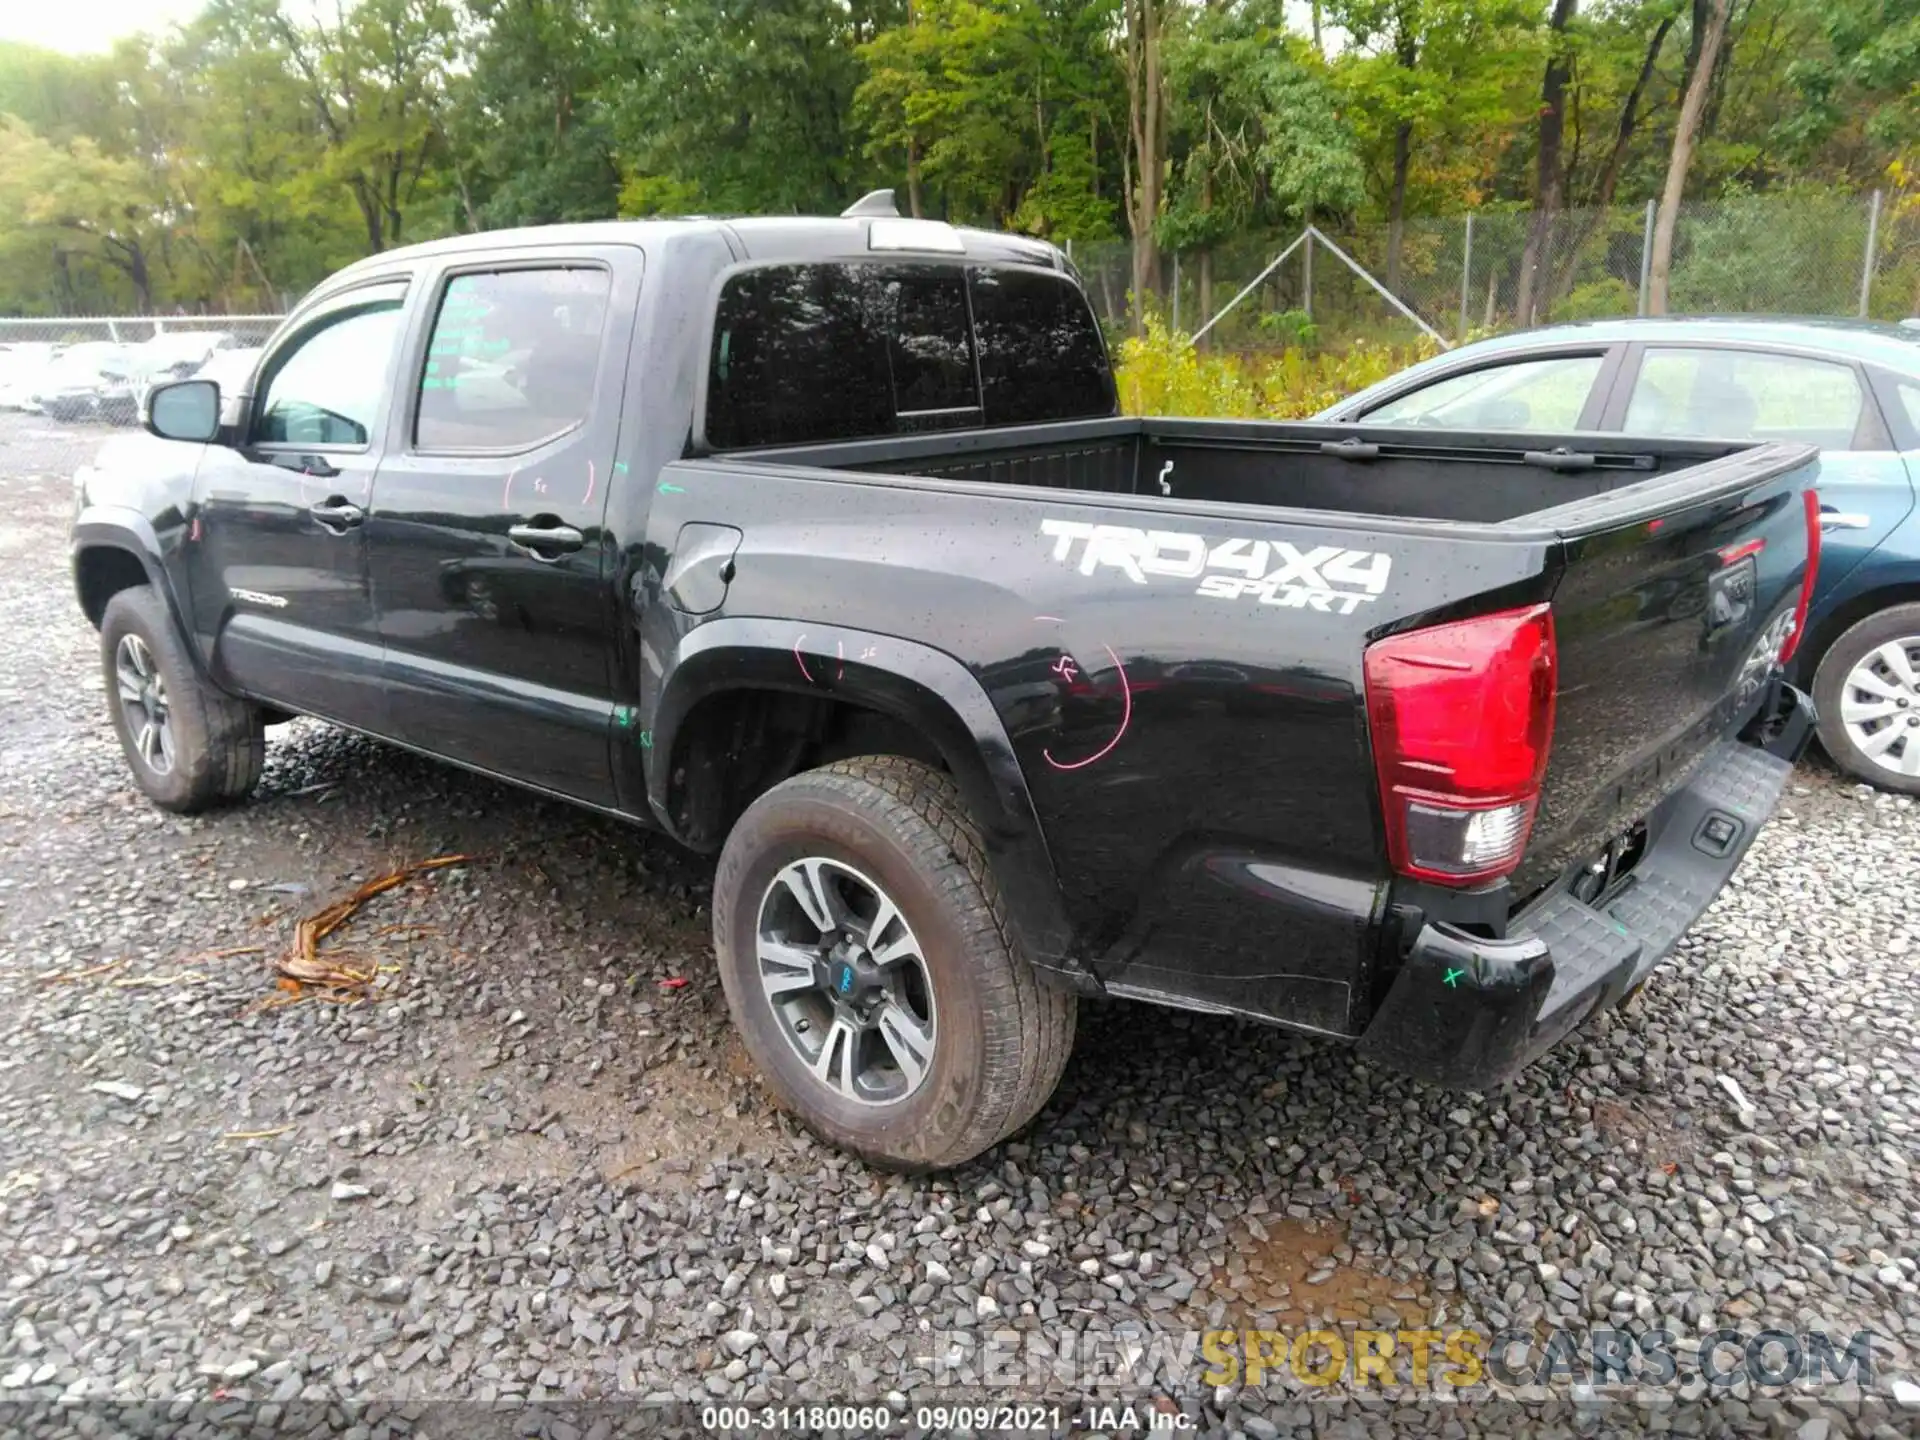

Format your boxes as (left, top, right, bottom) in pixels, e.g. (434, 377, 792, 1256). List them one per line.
(646, 617, 1091, 989)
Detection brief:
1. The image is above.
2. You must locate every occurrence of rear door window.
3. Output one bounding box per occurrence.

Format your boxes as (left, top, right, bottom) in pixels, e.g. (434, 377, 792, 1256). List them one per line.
(1623, 348, 1866, 448)
(703, 260, 1113, 450)
(414, 267, 612, 452)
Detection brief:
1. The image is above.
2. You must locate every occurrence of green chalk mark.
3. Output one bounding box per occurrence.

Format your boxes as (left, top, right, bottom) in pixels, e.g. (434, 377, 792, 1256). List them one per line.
(1443, 967, 1465, 989)
(639, 730, 652, 750)
(659, 482, 685, 495)
(614, 462, 629, 475)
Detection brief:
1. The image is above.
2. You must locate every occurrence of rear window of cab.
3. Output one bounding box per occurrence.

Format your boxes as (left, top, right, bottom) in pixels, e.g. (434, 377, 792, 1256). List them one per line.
(703, 261, 1115, 450)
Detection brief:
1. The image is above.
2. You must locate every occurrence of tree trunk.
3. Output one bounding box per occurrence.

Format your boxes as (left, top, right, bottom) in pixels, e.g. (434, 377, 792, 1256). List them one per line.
(907, 137, 924, 218)
(1551, 13, 1672, 300)
(1515, 0, 1578, 328)
(1386, 119, 1412, 293)
(1124, 0, 1165, 334)
(1647, 0, 1731, 315)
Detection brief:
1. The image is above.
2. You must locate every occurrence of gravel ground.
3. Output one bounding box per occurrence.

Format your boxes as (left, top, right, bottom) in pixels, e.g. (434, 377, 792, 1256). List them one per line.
(2, 412, 1919, 1438)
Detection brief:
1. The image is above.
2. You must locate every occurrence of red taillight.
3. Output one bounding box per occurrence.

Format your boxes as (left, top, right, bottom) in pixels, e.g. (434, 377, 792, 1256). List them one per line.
(1364, 604, 1557, 886)
(1776, 488, 1821, 665)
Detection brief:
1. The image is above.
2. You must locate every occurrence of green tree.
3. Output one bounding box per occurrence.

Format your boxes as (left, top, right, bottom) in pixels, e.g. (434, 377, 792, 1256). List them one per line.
(453, 0, 621, 228)
(1328, 0, 1538, 289)
(604, 0, 897, 217)
(1158, 0, 1364, 323)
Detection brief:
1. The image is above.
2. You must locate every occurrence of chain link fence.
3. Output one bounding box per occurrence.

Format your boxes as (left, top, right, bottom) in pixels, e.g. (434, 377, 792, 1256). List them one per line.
(1074, 190, 1919, 352)
(0, 314, 285, 481)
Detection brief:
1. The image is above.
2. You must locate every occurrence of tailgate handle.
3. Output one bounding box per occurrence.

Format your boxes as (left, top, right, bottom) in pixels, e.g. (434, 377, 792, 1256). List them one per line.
(1319, 438, 1381, 460)
(1522, 447, 1598, 472)
(1818, 508, 1870, 532)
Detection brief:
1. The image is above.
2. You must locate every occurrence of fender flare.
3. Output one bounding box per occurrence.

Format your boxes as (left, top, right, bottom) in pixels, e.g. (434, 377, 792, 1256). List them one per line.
(645, 616, 1093, 989)
(71, 507, 206, 676)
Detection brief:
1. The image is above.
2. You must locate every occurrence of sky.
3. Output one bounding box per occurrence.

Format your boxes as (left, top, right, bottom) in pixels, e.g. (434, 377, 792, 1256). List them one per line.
(0, 0, 215, 54)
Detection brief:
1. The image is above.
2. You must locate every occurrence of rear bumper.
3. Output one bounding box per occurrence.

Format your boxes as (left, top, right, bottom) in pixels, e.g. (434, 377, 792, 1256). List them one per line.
(1356, 679, 1814, 1090)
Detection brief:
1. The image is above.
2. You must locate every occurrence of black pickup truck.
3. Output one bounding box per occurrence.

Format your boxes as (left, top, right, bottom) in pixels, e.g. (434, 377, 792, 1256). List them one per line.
(72, 197, 1819, 1169)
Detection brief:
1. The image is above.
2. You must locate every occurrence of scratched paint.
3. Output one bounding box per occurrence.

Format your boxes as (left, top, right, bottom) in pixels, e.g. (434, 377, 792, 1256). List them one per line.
(1042, 644, 1133, 772)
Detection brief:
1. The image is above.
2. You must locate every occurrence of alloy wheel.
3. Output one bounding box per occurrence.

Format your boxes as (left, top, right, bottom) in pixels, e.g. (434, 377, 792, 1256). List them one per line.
(754, 857, 938, 1106)
(114, 633, 175, 776)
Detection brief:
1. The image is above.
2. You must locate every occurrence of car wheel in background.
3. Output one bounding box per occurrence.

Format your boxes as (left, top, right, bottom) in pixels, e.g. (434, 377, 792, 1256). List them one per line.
(1813, 602, 1920, 795)
(712, 755, 1076, 1171)
(99, 586, 266, 813)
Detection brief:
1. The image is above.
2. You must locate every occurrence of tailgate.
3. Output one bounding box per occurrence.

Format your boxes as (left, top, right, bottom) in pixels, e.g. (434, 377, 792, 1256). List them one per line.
(1511, 442, 1818, 899)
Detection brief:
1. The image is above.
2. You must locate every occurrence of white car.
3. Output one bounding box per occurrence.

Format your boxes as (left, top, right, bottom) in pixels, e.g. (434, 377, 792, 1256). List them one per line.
(0, 343, 62, 411)
(32, 342, 137, 422)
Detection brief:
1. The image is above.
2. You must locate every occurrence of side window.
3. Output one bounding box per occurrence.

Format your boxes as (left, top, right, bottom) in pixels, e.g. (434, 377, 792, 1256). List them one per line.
(255, 301, 404, 447)
(1624, 348, 1865, 448)
(1895, 382, 1920, 440)
(968, 267, 1115, 424)
(415, 268, 611, 451)
(1361, 354, 1604, 432)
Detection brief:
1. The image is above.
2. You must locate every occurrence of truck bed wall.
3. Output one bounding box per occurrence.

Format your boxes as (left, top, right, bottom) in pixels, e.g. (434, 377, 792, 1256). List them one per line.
(744, 418, 1748, 527)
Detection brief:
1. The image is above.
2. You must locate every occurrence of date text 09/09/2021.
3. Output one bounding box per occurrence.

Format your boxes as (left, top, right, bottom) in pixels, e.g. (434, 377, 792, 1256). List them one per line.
(698, 1403, 1194, 1433)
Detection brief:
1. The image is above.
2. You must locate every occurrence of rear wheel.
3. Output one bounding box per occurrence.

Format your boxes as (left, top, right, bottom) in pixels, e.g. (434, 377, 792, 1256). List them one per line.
(100, 586, 265, 813)
(1813, 603, 1920, 795)
(712, 756, 1075, 1171)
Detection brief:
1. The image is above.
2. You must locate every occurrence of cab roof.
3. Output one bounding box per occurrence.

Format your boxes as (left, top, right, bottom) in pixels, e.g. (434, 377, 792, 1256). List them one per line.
(330, 214, 1070, 283)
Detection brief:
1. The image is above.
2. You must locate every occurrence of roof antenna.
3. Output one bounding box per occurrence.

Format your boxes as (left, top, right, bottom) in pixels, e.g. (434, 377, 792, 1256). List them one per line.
(841, 189, 900, 218)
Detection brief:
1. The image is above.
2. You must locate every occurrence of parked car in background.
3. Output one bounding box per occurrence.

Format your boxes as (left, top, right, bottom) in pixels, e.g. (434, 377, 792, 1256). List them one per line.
(1319, 317, 1920, 794)
(34, 342, 139, 423)
(0, 342, 63, 410)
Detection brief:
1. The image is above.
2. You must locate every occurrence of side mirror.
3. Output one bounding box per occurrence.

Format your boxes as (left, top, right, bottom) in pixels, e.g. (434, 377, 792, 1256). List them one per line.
(144, 378, 221, 443)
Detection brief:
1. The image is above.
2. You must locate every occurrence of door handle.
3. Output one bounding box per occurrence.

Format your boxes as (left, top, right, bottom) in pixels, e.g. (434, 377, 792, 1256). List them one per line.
(309, 497, 364, 530)
(1817, 508, 1870, 532)
(508, 521, 585, 558)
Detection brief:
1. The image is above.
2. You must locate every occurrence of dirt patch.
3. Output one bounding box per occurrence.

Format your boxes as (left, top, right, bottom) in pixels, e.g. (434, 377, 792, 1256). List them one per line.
(1206, 1216, 1432, 1330)
(596, 1046, 784, 1188)
(1592, 1096, 1691, 1172)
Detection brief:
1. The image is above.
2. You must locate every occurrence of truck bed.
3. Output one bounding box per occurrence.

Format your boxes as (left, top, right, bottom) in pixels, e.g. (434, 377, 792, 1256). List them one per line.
(742, 415, 1783, 528)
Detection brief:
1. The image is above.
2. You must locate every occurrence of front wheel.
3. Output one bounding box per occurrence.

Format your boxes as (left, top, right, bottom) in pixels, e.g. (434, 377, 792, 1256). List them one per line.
(1812, 603, 1920, 795)
(100, 586, 265, 813)
(712, 756, 1076, 1171)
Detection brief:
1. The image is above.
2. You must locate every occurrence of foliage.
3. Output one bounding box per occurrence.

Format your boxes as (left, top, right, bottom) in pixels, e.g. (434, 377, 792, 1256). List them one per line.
(0, 0, 1907, 315)
(1557, 275, 1639, 319)
(1114, 314, 1440, 419)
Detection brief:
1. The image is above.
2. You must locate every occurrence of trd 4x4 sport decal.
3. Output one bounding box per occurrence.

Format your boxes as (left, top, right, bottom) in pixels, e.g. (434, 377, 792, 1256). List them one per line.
(1040, 519, 1393, 615)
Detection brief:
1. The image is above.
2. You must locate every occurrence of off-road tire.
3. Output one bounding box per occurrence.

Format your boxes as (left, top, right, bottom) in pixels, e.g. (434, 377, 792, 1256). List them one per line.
(713, 755, 1076, 1171)
(100, 586, 265, 813)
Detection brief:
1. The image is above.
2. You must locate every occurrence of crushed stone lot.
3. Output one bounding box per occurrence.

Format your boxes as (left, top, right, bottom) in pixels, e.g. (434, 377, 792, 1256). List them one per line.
(2, 413, 1918, 1438)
